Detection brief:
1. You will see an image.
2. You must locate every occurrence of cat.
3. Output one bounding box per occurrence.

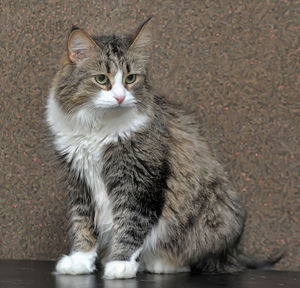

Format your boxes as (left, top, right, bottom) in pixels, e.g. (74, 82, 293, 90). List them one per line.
(46, 19, 281, 279)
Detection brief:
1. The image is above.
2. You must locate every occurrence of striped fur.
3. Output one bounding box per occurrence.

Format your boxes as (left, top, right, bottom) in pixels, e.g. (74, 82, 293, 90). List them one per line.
(47, 20, 279, 279)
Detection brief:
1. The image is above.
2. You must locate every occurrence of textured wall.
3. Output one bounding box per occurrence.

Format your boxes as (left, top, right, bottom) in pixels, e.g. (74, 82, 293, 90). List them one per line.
(0, 0, 299, 270)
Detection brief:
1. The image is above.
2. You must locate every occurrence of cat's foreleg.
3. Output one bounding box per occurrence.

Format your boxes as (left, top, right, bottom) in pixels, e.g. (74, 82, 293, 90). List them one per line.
(56, 183, 98, 275)
(56, 211, 98, 274)
(103, 207, 158, 279)
(101, 144, 165, 279)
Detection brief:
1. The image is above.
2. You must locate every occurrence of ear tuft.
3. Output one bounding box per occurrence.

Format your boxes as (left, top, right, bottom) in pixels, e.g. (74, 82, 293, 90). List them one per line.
(68, 29, 96, 64)
(129, 17, 153, 59)
(70, 25, 80, 32)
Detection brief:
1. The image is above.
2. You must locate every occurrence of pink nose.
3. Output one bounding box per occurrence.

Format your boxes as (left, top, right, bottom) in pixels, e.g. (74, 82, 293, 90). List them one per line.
(114, 94, 125, 104)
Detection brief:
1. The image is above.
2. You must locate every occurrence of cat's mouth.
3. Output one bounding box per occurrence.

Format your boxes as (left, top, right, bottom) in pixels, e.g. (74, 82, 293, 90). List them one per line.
(68, 102, 136, 119)
(93, 102, 137, 110)
(90, 103, 136, 116)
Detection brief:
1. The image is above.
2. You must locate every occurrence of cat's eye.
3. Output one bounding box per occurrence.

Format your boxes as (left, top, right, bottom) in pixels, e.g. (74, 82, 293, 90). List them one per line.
(125, 74, 136, 85)
(95, 74, 109, 85)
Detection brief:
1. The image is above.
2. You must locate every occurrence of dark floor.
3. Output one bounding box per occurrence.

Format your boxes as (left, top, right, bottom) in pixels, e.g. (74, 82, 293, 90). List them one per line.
(0, 260, 299, 288)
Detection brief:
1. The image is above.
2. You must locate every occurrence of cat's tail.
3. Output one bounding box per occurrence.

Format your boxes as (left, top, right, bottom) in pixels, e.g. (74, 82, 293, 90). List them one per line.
(235, 249, 285, 270)
(192, 248, 285, 273)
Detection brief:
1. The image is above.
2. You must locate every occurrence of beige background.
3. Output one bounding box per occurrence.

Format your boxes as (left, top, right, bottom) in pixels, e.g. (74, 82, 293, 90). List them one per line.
(0, 0, 299, 270)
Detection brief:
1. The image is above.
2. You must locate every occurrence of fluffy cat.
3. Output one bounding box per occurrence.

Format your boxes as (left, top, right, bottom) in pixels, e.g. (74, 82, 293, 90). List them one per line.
(46, 19, 280, 279)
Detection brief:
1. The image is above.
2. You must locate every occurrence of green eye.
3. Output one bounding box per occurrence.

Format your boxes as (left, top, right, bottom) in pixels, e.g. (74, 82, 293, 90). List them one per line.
(95, 74, 109, 85)
(125, 74, 136, 84)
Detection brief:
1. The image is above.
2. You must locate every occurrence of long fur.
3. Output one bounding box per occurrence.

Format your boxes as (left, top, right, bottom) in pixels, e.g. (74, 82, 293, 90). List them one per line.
(47, 20, 282, 278)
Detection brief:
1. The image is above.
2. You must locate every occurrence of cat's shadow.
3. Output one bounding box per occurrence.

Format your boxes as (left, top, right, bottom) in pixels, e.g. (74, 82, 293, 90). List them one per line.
(55, 273, 140, 288)
(55, 274, 97, 288)
(54, 272, 192, 288)
(54, 271, 229, 288)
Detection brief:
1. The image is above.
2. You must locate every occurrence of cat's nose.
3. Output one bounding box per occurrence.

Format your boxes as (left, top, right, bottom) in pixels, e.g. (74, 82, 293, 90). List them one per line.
(113, 94, 125, 104)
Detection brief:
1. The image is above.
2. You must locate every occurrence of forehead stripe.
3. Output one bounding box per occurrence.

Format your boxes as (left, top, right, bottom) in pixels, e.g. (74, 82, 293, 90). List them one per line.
(105, 61, 110, 74)
(126, 63, 131, 73)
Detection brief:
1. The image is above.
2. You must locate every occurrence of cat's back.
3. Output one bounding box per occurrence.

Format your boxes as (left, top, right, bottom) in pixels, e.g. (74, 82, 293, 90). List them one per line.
(154, 94, 221, 184)
(154, 94, 203, 138)
(155, 94, 209, 151)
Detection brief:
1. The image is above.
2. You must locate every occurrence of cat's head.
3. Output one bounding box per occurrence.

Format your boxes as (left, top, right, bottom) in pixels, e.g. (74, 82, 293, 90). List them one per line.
(52, 19, 153, 120)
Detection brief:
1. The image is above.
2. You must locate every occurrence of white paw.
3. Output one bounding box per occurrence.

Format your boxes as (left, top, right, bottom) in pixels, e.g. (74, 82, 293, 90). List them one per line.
(56, 250, 97, 275)
(104, 261, 138, 279)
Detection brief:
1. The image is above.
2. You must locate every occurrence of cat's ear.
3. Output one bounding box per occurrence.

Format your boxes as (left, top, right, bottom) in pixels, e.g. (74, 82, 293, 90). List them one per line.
(67, 28, 97, 64)
(129, 17, 152, 60)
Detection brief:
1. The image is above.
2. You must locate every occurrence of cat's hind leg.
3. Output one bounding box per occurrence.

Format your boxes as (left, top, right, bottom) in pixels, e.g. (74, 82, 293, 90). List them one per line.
(142, 253, 190, 274)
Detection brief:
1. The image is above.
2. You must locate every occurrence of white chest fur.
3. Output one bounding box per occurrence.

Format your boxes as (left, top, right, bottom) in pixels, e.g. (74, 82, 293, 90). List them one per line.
(58, 129, 114, 231)
(46, 92, 149, 232)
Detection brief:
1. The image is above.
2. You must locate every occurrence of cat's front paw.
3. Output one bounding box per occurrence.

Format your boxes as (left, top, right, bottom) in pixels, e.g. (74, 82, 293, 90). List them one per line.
(56, 251, 97, 275)
(104, 261, 138, 279)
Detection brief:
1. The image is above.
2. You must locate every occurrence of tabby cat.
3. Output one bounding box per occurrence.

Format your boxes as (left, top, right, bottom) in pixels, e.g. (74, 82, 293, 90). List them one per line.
(46, 19, 280, 279)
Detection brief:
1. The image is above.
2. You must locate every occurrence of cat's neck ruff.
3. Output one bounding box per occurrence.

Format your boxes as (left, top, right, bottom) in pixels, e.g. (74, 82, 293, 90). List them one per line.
(46, 90, 149, 143)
